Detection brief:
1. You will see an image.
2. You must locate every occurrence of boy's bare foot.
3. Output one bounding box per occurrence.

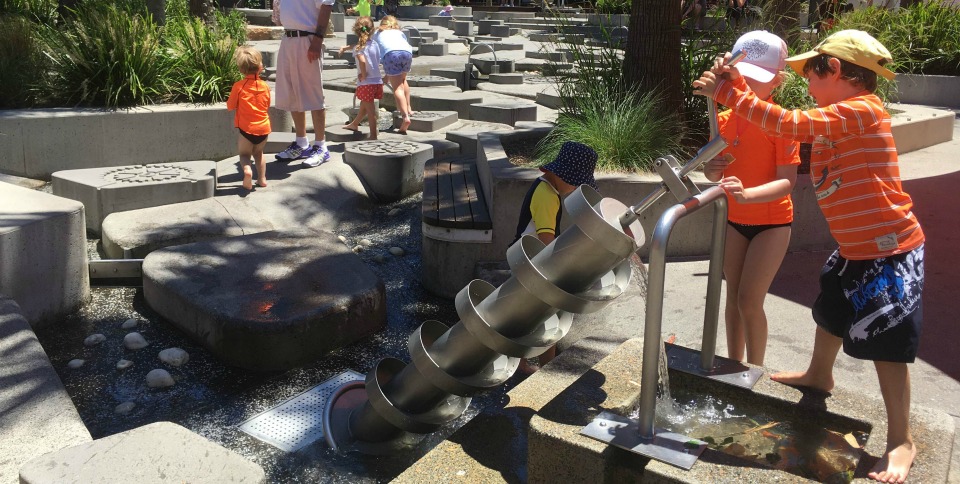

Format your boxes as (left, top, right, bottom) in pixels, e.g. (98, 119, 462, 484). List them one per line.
(257, 179, 268, 188)
(242, 166, 253, 191)
(868, 442, 915, 483)
(342, 125, 360, 132)
(367, 134, 378, 140)
(398, 117, 411, 134)
(769, 371, 834, 393)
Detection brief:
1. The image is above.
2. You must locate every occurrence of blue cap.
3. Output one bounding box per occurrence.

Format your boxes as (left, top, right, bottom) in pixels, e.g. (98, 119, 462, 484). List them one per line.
(542, 141, 598, 189)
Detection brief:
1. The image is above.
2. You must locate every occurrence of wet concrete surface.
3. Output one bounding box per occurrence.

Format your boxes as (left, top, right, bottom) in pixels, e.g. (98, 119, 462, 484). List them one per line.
(34, 193, 531, 483)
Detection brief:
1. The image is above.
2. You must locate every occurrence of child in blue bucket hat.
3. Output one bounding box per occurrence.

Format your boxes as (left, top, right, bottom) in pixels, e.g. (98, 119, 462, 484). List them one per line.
(512, 141, 598, 372)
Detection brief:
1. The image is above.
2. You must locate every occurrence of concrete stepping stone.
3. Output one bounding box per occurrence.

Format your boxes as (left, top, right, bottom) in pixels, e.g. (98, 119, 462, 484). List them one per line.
(469, 102, 537, 127)
(452, 20, 474, 36)
(142, 229, 386, 371)
(407, 75, 458, 88)
(18, 422, 265, 483)
(415, 30, 439, 42)
(469, 56, 516, 75)
(325, 126, 367, 142)
(411, 91, 485, 119)
(536, 88, 563, 109)
(488, 72, 525, 85)
(393, 111, 459, 132)
(477, 19, 502, 34)
(526, 49, 574, 61)
(0, 184, 88, 328)
(1, 297, 91, 481)
(445, 121, 513, 157)
(529, 32, 562, 42)
(52, 161, 216, 235)
(343, 140, 433, 203)
(419, 42, 449, 56)
(428, 15, 450, 27)
(490, 25, 520, 37)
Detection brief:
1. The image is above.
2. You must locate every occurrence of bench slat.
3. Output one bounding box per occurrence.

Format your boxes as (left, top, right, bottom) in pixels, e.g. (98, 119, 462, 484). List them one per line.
(449, 161, 475, 227)
(422, 158, 493, 230)
(463, 163, 492, 229)
(437, 159, 458, 228)
(422, 160, 441, 227)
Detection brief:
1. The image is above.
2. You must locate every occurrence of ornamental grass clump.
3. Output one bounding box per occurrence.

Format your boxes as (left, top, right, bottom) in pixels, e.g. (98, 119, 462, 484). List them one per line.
(0, 15, 46, 108)
(535, 82, 686, 174)
(830, 2, 960, 76)
(164, 15, 240, 103)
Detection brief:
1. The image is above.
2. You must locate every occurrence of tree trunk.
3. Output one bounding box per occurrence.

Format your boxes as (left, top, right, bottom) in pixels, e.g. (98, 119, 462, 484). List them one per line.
(623, 0, 684, 116)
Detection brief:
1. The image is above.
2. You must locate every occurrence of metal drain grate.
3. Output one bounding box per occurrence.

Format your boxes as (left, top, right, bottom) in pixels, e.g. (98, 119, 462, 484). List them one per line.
(238, 370, 364, 452)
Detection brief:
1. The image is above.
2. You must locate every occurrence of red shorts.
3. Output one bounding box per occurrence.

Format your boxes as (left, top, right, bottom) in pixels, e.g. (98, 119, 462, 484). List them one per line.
(356, 83, 384, 102)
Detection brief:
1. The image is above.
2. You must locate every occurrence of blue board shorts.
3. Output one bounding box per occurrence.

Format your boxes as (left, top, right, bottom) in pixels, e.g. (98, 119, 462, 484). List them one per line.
(382, 50, 413, 76)
(812, 245, 924, 363)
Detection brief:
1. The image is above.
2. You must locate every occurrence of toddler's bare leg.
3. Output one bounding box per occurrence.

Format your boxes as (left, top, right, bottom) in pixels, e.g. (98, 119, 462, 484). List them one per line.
(770, 325, 840, 392)
(237, 135, 254, 191)
(869, 361, 915, 484)
(364, 100, 378, 139)
(254, 140, 267, 187)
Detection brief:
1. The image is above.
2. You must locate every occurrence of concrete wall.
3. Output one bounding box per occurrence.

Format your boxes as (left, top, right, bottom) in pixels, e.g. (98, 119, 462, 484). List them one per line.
(0, 297, 91, 483)
(894, 74, 960, 109)
(0, 184, 89, 327)
(397, 5, 472, 18)
(0, 104, 237, 180)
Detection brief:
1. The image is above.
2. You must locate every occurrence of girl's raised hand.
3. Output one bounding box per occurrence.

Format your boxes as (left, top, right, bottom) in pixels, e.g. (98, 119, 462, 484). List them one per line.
(719, 176, 749, 202)
(711, 52, 741, 81)
(692, 70, 720, 99)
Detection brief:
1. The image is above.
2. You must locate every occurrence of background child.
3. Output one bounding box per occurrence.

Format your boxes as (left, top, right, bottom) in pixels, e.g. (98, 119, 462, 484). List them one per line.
(339, 17, 383, 140)
(438, 5, 453, 16)
(703, 31, 800, 367)
(373, 16, 414, 133)
(226, 45, 271, 191)
(513, 141, 598, 371)
(695, 29, 924, 484)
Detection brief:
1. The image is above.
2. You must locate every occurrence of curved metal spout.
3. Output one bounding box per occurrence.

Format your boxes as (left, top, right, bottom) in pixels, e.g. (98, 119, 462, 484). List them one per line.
(468, 42, 498, 64)
(401, 26, 422, 42)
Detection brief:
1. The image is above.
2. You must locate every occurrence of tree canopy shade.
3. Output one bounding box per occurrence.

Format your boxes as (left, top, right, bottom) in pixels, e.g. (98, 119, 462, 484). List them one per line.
(623, 0, 684, 116)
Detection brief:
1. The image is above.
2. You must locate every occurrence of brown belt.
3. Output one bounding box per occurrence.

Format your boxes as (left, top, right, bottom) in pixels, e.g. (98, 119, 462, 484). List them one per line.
(284, 30, 315, 38)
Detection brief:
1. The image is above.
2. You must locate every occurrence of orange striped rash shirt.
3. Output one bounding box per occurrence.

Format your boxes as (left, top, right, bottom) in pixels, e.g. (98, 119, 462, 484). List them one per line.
(714, 77, 924, 260)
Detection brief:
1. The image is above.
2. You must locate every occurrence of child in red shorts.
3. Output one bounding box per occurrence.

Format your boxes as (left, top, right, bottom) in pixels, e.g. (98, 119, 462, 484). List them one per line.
(226, 46, 271, 191)
(339, 17, 383, 140)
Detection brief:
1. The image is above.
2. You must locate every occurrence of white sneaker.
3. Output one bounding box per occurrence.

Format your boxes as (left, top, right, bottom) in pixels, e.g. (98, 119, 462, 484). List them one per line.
(301, 146, 331, 167)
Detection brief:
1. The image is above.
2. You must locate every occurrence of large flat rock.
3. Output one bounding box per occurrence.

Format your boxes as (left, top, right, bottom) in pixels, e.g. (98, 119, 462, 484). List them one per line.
(0, 297, 91, 483)
(0, 184, 88, 327)
(142, 229, 386, 370)
(19, 422, 265, 483)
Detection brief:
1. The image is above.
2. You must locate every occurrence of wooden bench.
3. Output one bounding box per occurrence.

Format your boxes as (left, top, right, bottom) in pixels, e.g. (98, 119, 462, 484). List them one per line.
(422, 158, 492, 231)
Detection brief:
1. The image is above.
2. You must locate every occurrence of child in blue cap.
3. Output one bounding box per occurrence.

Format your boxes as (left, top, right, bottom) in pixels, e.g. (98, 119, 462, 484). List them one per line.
(513, 141, 598, 246)
(513, 141, 598, 372)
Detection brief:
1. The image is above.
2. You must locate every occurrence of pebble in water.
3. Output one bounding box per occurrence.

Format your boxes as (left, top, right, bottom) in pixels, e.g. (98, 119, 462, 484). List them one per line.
(158, 347, 189, 367)
(123, 332, 148, 350)
(353, 245, 363, 253)
(121, 318, 139, 329)
(116, 359, 134, 370)
(373, 254, 386, 263)
(83, 334, 106, 346)
(337, 235, 348, 244)
(388, 208, 402, 217)
(115, 401, 136, 414)
(67, 359, 85, 369)
(145, 369, 175, 388)
(359, 238, 373, 248)
(389, 247, 405, 257)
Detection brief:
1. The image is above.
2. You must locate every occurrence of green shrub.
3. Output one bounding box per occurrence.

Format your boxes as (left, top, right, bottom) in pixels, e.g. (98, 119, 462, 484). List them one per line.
(39, 3, 169, 107)
(773, 69, 815, 110)
(164, 16, 239, 103)
(0, 15, 45, 107)
(535, 82, 686, 173)
(0, 0, 56, 23)
(679, 29, 738, 140)
(214, 8, 249, 47)
(593, 0, 630, 15)
(831, 2, 960, 76)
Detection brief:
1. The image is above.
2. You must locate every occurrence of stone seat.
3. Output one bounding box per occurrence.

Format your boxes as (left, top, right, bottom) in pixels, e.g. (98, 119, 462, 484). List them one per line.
(0, 184, 88, 328)
(469, 102, 537, 127)
(142, 229, 386, 371)
(411, 91, 485, 119)
(490, 24, 520, 38)
(407, 75, 458, 88)
(419, 42, 449, 56)
(52, 160, 216, 235)
(343, 139, 434, 203)
(393, 111, 459, 133)
(19, 422, 265, 483)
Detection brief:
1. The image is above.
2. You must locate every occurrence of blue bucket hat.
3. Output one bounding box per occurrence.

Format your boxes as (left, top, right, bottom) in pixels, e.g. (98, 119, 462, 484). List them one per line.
(541, 141, 598, 189)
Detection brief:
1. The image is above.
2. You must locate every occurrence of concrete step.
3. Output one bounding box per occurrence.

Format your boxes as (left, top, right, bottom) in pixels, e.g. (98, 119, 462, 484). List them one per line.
(393, 111, 459, 132)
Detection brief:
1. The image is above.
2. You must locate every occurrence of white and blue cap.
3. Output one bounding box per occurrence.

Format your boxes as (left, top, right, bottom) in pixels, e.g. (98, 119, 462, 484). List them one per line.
(732, 30, 788, 83)
(542, 141, 598, 189)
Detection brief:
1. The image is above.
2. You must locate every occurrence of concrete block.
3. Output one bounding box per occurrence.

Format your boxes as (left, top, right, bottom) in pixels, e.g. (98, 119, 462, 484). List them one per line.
(393, 111, 459, 132)
(889, 103, 955, 154)
(528, 32, 562, 42)
(470, 57, 515, 74)
(407, 75, 459, 88)
(346, 33, 358, 45)
(444, 37, 469, 45)
(412, 91, 485, 119)
(488, 73, 525, 85)
(526, 49, 573, 61)
(895, 74, 960, 108)
(419, 42, 449, 56)
(0, 184, 88, 328)
(489, 42, 524, 51)
(52, 160, 216, 235)
(331, 11, 344, 32)
(0, 297, 91, 484)
(428, 15, 449, 26)
(469, 102, 537, 126)
(489, 25, 519, 37)
(418, 30, 440, 42)
(421, 139, 461, 160)
(536, 89, 563, 109)
(325, 126, 367, 142)
(19, 422, 265, 483)
(0, 118, 25, 176)
(477, 19, 502, 35)
(264, 130, 297, 154)
(142, 229, 386, 371)
(446, 121, 513, 158)
(343, 140, 433, 203)
(452, 20, 474, 36)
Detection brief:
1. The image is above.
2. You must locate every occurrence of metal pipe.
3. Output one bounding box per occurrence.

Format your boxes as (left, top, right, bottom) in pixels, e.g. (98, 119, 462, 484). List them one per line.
(699, 196, 727, 371)
(636, 186, 727, 439)
(707, 49, 747, 139)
